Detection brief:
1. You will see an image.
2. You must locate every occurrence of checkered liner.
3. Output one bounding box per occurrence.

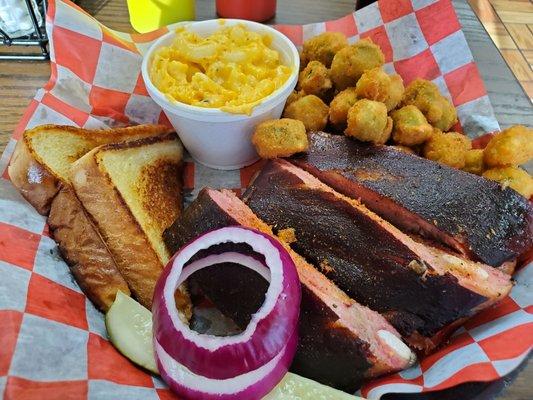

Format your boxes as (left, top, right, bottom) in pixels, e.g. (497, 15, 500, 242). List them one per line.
(0, 0, 531, 398)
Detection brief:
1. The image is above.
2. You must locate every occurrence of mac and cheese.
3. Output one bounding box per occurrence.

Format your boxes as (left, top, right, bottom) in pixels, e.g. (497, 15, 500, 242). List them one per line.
(149, 23, 292, 115)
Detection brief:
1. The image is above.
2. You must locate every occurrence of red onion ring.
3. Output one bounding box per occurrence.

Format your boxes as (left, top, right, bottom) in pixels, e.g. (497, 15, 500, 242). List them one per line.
(155, 330, 297, 400)
(153, 226, 301, 396)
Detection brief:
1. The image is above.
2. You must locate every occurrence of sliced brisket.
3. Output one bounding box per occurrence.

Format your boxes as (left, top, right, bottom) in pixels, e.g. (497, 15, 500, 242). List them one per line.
(291, 132, 533, 268)
(242, 160, 512, 351)
(163, 188, 414, 392)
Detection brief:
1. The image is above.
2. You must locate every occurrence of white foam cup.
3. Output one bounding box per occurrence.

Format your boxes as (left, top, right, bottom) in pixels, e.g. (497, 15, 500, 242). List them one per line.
(141, 19, 300, 170)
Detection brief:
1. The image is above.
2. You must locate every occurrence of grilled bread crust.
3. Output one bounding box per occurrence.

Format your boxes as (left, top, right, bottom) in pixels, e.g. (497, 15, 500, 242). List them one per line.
(48, 185, 131, 311)
(70, 134, 183, 308)
(8, 124, 172, 310)
(9, 134, 60, 215)
(8, 124, 172, 215)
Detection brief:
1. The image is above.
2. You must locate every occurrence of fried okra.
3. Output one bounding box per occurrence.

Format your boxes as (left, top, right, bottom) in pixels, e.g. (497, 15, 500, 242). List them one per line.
(355, 67, 404, 111)
(330, 38, 385, 90)
(345, 99, 392, 144)
(483, 166, 533, 198)
(286, 90, 306, 106)
(283, 95, 329, 132)
(252, 118, 308, 159)
(463, 149, 485, 175)
(328, 87, 358, 128)
(301, 32, 349, 68)
(385, 74, 405, 111)
(402, 79, 458, 132)
(423, 131, 471, 169)
(483, 125, 533, 167)
(297, 61, 332, 96)
(391, 105, 433, 146)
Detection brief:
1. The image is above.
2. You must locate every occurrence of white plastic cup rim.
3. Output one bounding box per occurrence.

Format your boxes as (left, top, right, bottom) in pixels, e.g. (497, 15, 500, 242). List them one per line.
(141, 19, 300, 169)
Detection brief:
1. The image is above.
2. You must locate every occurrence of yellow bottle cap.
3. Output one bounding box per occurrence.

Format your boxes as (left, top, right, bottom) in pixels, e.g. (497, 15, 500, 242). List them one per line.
(126, 0, 195, 33)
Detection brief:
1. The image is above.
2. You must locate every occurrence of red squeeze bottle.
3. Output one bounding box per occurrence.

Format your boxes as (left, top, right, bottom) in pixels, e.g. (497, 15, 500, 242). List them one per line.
(216, 0, 277, 22)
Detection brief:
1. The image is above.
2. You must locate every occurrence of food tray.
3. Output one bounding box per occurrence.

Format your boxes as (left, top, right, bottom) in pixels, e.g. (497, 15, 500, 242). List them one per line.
(0, 0, 531, 398)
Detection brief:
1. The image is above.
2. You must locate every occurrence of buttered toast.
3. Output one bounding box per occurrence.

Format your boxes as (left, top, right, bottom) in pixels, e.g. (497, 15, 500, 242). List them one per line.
(48, 186, 131, 310)
(8, 124, 172, 311)
(8, 124, 171, 214)
(70, 134, 184, 308)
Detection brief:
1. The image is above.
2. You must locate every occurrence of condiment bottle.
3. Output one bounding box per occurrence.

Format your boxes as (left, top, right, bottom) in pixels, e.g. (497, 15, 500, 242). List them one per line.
(127, 0, 195, 33)
(216, 0, 276, 22)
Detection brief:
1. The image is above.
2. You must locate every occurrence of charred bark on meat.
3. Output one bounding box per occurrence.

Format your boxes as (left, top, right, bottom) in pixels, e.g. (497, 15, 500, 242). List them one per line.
(292, 132, 533, 268)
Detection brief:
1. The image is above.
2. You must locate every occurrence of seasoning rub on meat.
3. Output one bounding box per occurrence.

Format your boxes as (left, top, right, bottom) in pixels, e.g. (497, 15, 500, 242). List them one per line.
(163, 188, 415, 392)
(291, 132, 533, 269)
(243, 159, 512, 352)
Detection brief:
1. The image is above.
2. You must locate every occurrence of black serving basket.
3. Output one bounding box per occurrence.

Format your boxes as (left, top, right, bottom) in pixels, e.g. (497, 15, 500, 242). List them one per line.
(0, 0, 49, 60)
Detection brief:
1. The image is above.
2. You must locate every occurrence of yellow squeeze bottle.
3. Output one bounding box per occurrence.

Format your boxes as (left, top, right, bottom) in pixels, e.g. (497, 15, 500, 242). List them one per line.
(126, 0, 195, 33)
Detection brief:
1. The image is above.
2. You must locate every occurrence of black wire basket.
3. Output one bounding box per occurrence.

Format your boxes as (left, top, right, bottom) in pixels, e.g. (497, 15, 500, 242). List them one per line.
(0, 0, 49, 60)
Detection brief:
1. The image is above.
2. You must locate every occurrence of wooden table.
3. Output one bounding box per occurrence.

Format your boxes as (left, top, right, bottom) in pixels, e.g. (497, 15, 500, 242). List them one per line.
(0, 0, 530, 398)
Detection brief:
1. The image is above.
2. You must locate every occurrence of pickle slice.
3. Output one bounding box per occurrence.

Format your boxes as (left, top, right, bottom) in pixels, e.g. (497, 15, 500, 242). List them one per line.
(105, 291, 158, 374)
(264, 372, 364, 400)
(106, 292, 364, 398)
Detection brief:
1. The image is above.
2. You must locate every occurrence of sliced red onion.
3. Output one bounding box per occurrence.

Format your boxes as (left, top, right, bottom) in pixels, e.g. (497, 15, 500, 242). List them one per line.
(155, 330, 297, 400)
(153, 226, 301, 389)
(179, 252, 272, 283)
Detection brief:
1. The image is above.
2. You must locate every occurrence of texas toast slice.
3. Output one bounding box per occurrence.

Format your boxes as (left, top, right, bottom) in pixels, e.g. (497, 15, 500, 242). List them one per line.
(9, 124, 171, 214)
(70, 134, 184, 308)
(48, 185, 130, 311)
(8, 124, 171, 311)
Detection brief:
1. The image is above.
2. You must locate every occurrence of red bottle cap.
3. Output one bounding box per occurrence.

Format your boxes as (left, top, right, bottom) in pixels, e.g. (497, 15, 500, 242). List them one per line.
(216, 0, 277, 22)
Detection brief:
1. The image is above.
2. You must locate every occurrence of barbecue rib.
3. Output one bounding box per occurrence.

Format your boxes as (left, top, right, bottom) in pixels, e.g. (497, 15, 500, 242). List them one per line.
(163, 188, 415, 392)
(242, 159, 512, 351)
(291, 132, 533, 268)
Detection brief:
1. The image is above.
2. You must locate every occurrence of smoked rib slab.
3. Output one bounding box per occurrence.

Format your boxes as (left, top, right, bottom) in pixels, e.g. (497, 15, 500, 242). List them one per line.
(163, 188, 414, 392)
(242, 159, 512, 351)
(291, 132, 533, 268)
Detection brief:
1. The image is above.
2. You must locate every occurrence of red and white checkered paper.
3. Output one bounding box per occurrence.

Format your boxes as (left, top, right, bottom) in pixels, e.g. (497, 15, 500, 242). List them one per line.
(0, 0, 531, 398)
